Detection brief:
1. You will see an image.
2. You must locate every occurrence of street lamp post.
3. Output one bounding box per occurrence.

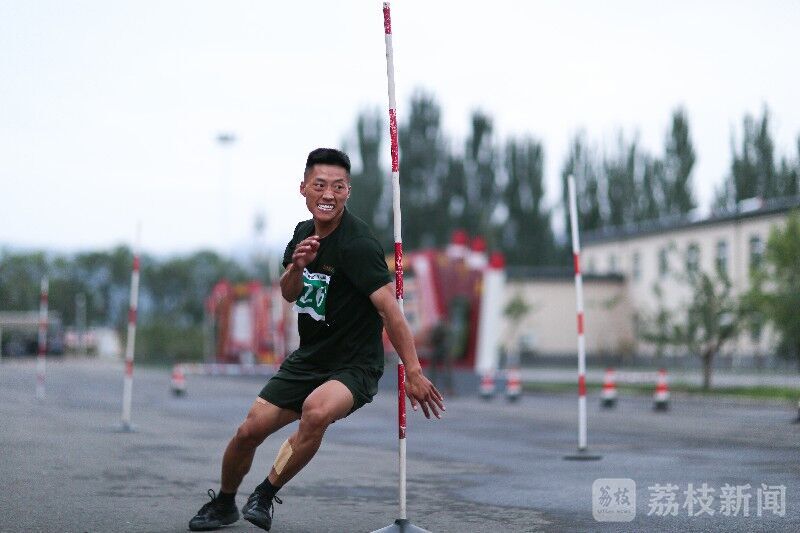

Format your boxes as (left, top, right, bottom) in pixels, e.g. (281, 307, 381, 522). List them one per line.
(216, 132, 237, 253)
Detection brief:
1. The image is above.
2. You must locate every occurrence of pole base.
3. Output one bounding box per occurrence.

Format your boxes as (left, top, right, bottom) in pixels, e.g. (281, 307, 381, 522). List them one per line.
(653, 402, 669, 411)
(115, 422, 136, 433)
(563, 449, 602, 461)
(371, 519, 432, 533)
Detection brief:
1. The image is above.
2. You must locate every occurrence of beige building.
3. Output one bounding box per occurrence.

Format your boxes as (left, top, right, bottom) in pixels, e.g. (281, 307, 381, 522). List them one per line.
(580, 196, 800, 359)
(502, 196, 799, 360)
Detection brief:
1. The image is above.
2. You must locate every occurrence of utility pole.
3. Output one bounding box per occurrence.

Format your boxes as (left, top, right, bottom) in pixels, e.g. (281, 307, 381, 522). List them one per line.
(216, 132, 237, 253)
(76, 293, 87, 357)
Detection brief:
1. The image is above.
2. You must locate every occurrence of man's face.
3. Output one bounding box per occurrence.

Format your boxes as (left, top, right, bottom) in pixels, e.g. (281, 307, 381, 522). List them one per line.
(300, 164, 350, 223)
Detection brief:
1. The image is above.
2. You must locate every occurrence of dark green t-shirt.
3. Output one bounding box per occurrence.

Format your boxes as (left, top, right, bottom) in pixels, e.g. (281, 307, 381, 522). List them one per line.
(282, 209, 392, 372)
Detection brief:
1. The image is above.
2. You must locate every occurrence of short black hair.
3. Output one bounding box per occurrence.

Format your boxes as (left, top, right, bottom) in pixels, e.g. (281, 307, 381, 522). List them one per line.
(304, 148, 351, 177)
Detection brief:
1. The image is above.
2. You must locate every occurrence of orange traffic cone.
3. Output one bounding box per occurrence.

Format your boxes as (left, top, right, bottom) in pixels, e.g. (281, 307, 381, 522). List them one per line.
(653, 368, 669, 411)
(479, 370, 495, 400)
(171, 365, 187, 396)
(505, 367, 521, 402)
(600, 368, 617, 408)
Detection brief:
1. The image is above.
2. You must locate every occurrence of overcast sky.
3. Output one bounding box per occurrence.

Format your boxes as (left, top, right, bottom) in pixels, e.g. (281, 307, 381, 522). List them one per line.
(2, 0, 798, 256)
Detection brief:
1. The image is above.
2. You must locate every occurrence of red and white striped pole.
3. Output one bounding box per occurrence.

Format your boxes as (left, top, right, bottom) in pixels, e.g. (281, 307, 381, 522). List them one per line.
(384, 0, 407, 518)
(36, 277, 49, 400)
(568, 176, 590, 454)
(121, 226, 141, 431)
(374, 5, 429, 533)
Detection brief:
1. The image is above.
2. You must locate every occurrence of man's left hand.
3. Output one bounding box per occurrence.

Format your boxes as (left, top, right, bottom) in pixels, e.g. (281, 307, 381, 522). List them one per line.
(405, 367, 445, 419)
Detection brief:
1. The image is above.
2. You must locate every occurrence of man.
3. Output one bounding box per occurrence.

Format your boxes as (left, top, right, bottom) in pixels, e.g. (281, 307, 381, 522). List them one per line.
(189, 148, 445, 531)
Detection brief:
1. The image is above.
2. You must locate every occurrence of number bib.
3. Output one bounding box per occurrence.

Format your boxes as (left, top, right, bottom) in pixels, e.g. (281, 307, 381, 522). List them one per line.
(293, 269, 331, 321)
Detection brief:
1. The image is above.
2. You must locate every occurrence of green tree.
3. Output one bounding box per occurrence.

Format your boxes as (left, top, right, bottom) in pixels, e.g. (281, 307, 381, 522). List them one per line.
(642, 272, 739, 390)
(777, 157, 799, 198)
(680, 272, 739, 390)
(0, 244, 266, 363)
(441, 153, 468, 238)
(502, 136, 556, 265)
(48, 254, 92, 326)
(754, 110, 779, 199)
(142, 250, 248, 327)
(640, 284, 673, 360)
(604, 134, 639, 226)
(731, 113, 765, 201)
(746, 211, 800, 370)
(561, 133, 603, 232)
(5, 247, 136, 330)
(463, 111, 500, 246)
(398, 91, 449, 250)
(0, 250, 48, 312)
(775, 136, 799, 197)
(662, 107, 696, 215)
(72, 246, 135, 328)
(504, 294, 530, 362)
(347, 108, 387, 240)
(638, 155, 664, 222)
(717, 109, 782, 207)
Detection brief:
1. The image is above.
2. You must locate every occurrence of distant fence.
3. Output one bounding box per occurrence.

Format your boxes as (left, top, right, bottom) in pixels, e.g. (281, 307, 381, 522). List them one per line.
(179, 363, 280, 376)
(520, 352, 797, 372)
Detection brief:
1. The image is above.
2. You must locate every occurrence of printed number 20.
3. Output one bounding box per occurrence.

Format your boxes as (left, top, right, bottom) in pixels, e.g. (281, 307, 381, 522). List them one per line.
(299, 283, 314, 304)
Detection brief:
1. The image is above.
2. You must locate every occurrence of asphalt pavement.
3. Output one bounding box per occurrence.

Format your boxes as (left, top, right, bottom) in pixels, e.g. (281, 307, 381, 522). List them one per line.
(1, 358, 798, 533)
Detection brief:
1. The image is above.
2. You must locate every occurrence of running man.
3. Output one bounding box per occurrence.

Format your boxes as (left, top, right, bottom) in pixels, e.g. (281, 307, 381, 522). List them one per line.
(189, 148, 445, 531)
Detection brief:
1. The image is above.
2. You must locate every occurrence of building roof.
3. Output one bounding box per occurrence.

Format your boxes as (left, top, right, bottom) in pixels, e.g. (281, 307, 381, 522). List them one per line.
(582, 195, 800, 245)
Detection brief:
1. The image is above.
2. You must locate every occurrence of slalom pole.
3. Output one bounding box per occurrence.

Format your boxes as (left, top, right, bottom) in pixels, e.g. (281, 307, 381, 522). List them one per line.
(36, 277, 49, 400)
(563, 176, 601, 461)
(372, 4, 431, 532)
(120, 225, 141, 431)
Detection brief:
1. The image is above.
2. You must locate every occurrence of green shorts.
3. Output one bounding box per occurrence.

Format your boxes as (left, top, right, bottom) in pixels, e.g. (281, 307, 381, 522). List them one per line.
(259, 364, 383, 416)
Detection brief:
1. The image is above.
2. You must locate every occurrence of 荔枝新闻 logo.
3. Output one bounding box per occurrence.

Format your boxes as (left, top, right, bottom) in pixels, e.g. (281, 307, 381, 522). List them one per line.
(593, 478, 636, 522)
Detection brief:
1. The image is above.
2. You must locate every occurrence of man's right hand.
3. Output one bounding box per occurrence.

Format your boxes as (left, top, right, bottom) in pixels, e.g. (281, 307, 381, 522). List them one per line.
(281, 235, 320, 302)
(292, 236, 320, 269)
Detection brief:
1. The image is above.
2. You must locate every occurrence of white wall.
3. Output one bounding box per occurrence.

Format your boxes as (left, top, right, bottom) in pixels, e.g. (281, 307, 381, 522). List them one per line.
(503, 278, 633, 358)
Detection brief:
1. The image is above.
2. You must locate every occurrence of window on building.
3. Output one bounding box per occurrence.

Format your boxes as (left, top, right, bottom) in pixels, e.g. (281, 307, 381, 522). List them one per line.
(658, 247, 669, 278)
(749, 235, 764, 271)
(716, 240, 728, 275)
(587, 256, 596, 273)
(609, 254, 618, 273)
(632, 251, 641, 281)
(686, 243, 700, 274)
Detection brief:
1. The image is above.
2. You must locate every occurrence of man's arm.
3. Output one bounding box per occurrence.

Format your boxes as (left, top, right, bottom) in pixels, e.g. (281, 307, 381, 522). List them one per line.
(280, 264, 304, 302)
(370, 282, 445, 419)
(280, 235, 320, 302)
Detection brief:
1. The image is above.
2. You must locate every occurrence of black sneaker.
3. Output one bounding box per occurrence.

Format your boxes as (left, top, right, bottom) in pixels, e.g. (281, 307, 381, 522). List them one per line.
(189, 489, 239, 531)
(242, 487, 282, 531)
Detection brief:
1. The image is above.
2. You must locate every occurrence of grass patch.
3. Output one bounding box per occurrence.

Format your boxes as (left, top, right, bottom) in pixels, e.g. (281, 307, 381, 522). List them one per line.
(522, 382, 800, 402)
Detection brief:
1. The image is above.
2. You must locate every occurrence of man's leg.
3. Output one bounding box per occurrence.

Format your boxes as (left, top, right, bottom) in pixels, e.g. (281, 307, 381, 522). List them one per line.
(221, 399, 301, 493)
(242, 380, 353, 530)
(190, 399, 299, 531)
(268, 379, 354, 486)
